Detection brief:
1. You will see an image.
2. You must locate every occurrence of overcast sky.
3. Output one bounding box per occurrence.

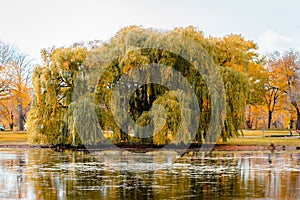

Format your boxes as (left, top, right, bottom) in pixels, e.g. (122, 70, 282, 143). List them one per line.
(0, 0, 299, 63)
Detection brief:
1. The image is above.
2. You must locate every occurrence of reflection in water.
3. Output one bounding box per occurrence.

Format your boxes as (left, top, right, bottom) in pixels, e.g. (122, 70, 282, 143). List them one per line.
(0, 149, 300, 199)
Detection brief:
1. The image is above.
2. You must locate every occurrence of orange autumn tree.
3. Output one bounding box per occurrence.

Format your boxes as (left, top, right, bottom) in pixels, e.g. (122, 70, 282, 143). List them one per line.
(0, 41, 32, 130)
(264, 53, 290, 129)
(207, 34, 268, 130)
(267, 50, 300, 129)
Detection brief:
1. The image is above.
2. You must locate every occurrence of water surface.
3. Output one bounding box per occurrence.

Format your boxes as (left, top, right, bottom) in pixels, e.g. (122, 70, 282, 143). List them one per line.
(0, 148, 300, 199)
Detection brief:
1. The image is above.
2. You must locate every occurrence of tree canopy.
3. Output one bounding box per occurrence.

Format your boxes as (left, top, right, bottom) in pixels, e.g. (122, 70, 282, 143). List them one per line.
(27, 26, 265, 146)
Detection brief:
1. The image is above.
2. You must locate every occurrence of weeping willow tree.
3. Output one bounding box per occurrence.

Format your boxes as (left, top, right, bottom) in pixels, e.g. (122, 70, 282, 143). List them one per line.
(28, 26, 261, 146)
(27, 45, 90, 145)
(91, 26, 253, 144)
(91, 29, 214, 145)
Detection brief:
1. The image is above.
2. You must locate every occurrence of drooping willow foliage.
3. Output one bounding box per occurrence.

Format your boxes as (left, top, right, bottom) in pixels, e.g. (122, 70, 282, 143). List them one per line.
(28, 47, 89, 145)
(28, 26, 260, 146)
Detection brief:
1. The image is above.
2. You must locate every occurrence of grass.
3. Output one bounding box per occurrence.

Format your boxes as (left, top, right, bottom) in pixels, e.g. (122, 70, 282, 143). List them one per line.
(0, 131, 28, 145)
(240, 129, 292, 137)
(0, 129, 299, 147)
(221, 129, 300, 147)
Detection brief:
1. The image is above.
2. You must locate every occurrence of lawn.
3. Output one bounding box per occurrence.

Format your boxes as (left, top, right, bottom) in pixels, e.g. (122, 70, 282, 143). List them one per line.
(0, 131, 28, 145)
(222, 129, 300, 147)
(0, 129, 299, 147)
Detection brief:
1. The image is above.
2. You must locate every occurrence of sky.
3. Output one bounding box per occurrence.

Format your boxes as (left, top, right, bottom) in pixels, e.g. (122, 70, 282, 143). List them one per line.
(0, 0, 299, 64)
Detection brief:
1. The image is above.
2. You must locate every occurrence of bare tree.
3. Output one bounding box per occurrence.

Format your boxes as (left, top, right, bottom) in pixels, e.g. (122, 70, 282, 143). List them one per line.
(0, 41, 16, 97)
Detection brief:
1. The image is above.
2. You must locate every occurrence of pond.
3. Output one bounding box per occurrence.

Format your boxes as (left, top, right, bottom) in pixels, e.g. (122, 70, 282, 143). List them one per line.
(0, 148, 300, 199)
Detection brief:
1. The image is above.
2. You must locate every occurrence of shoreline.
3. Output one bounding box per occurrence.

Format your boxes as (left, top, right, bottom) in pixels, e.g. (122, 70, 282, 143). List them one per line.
(0, 143, 299, 152)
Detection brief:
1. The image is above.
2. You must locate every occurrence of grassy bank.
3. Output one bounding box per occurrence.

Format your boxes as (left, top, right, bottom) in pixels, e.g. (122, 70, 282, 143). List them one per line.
(0, 131, 28, 145)
(221, 129, 300, 147)
(0, 130, 299, 147)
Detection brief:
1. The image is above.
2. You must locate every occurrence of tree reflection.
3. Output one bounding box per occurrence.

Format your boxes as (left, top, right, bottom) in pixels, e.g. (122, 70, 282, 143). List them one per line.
(0, 149, 300, 199)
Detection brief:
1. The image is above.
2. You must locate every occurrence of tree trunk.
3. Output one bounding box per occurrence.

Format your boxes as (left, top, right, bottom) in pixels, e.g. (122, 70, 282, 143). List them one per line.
(296, 108, 300, 130)
(18, 103, 23, 131)
(268, 110, 272, 129)
(10, 111, 13, 130)
(291, 101, 300, 130)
